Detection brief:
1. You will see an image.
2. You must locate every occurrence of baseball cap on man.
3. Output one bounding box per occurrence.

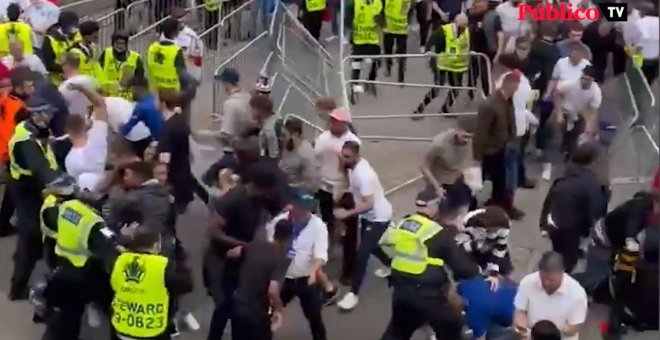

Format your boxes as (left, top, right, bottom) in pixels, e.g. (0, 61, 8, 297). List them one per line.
(415, 187, 440, 207)
(293, 189, 317, 211)
(329, 108, 351, 123)
(215, 68, 240, 84)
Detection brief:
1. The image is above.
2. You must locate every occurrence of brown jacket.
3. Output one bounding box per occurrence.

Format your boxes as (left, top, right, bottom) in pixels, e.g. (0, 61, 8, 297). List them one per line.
(472, 91, 516, 160)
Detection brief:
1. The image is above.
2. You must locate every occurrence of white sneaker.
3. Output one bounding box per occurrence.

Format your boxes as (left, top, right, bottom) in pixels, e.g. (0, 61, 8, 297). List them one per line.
(341, 36, 350, 45)
(183, 312, 200, 331)
(542, 163, 552, 181)
(374, 267, 392, 278)
(86, 305, 101, 328)
(325, 35, 338, 42)
(353, 84, 365, 93)
(337, 292, 359, 311)
(422, 325, 437, 340)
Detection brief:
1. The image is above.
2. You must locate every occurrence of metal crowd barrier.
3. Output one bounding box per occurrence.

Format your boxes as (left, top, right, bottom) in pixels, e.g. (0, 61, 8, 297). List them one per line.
(341, 52, 492, 111)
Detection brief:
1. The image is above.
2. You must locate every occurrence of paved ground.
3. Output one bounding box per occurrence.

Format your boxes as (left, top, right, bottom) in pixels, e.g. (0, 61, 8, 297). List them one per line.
(0, 4, 658, 339)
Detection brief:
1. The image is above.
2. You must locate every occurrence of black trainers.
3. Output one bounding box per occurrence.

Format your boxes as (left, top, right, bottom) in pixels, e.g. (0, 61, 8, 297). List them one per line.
(322, 287, 340, 306)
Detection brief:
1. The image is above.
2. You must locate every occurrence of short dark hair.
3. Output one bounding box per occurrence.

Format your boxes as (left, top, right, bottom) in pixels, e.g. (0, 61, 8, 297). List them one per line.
(284, 117, 304, 136)
(159, 18, 180, 39)
(249, 95, 274, 114)
(456, 116, 477, 134)
(65, 114, 87, 134)
(342, 140, 360, 154)
(79, 20, 100, 36)
(130, 228, 161, 250)
(569, 141, 599, 166)
(531, 320, 562, 340)
(246, 162, 279, 190)
(582, 65, 596, 79)
(129, 75, 149, 88)
(124, 161, 154, 180)
(9, 67, 36, 88)
(273, 219, 294, 243)
(567, 21, 584, 32)
(158, 89, 181, 110)
(7, 3, 20, 21)
(538, 21, 558, 39)
(538, 251, 565, 273)
(62, 53, 81, 68)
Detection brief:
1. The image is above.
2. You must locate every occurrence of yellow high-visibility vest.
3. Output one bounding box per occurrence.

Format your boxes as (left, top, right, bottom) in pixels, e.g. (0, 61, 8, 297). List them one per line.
(68, 43, 101, 79)
(353, 0, 383, 46)
(46, 32, 82, 86)
(436, 24, 470, 73)
(54, 199, 104, 268)
(305, 0, 327, 12)
(384, 0, 410, 35)
(40, 194, 59, 240)
(0, 21, 34, 56)
(100, 47, 140, 100)
(8, 121, 58, 180)
(387, 213, 445, 275)
(147, 42, 181, 92)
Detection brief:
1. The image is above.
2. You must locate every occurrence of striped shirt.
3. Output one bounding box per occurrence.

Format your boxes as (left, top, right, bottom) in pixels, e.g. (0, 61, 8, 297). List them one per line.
(455, 209, 512, 275)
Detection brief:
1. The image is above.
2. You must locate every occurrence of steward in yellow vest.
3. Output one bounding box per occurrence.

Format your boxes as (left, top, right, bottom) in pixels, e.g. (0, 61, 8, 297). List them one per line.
(301, 0, 327, 40)
(147, 18, 185, 93)
(414, 13, 470, 116)
(383, 0, 411, 82)
(67, 20, 101, 79)
(378, 187, 482, 339)
(7, 97, 61, 300)
(110, 230, 193, 340)
(42, 11, 83, 87)
(99, 31, 145, 100)
(348, 0, 383, 102)
(0, 3, 34, 57)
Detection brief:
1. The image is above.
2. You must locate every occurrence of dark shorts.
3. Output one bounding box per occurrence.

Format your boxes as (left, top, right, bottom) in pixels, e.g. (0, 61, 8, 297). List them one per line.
(352, 44, 381, 56)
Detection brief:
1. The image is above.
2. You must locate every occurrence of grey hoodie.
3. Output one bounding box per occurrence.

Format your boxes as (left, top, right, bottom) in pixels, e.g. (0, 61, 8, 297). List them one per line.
(107, 179, 172, 234)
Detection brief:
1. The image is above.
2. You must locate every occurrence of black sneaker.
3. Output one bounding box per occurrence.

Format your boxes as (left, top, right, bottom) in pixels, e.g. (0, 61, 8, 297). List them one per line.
(322, 287, 340, 306)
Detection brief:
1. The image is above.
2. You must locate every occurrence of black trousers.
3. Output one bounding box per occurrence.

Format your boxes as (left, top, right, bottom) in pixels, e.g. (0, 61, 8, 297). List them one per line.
(302, 9, 324, 41)
(207, 272, 240, 340)
(467, 51, 493, 97)
(642, 59, 659, 86)
(549, 227, 581, 273)
(335, 192, 358, 284)
(416, 70, 464, 114)
(415, 2, 429, 48)
(281, 277, 327, 340)
(381, 285, 464, 340)
(204, 9, 220, 50)
(0, 167, 15, 233)
(560, 114, 586, 155)
(351, 43, 381, 82)
(383, 33, 408, 82)
(481, 148, 508, 210)
(232, 291, 273, 340)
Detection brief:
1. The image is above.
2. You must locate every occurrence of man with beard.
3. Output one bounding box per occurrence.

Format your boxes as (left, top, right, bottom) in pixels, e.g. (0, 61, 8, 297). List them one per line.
(7, 95, 62, 300)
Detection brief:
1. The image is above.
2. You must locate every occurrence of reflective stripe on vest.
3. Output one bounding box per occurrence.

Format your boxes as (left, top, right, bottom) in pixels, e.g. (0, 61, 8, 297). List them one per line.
(353, 0, 382, 46)
(47, 33, 81, 86)
(147, 42, 181, 92)
(101, 47, 140, 100)
(384, 0, 410, 35)
(40, 194, 59, 240)
(305, 0, 327, 12)
(55, 199, 103, 268)
(111, 252, 170, 338)
(390, 214, 444, 275)
(0, 22, 34, 56)
(8, 121, 59, 180)
(436, 23, 470, 73)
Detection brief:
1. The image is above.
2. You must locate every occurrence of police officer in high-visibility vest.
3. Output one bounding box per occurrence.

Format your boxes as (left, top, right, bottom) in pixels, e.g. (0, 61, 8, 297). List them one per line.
(414, 13, 470, 117)
(0, 3, 34, 57)
(110, 228, 193, 340)
(68, 20, 101, 79)
(38, 176, 116, 340)
(42, 11, 82, 87)
(147, 18, 187, 93)
(99, 31, 145, 100)
(7, 96, 61, 300)
(302, 0, 327, 41)
(383, 0, 411, 83)
(378, 187, 484, 340)
(348, 0, 383, 103)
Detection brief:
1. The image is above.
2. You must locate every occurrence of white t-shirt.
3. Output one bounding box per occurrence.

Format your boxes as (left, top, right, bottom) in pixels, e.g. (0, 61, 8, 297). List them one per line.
(514, 272, 588, 340)
(2, 54, 47, 75)
(161, 25, 204, 82)
(104, 97, 151, 142)
(59, 75, 97, 117)
(551, 57, 591, 85)
(65, 120, 108, 187)
(496, 1, 523, 38)
(348, 158, 392, 222)
(496, 72, 539, 136)
(557, 79, 602, 116)
(314, 130, 361, 189)
(637, 16, 659, 59)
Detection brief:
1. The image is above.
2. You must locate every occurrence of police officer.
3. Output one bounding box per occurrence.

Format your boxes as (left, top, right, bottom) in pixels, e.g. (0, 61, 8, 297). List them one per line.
(39, 176, 115, 340)
(7, 96, 61, 300)
(42, 11, 82, 87)
(347, 0, 383, 103)
(110, 228, 193, 340)
(379, 187, 485, 340)
(99, 31, 145, 100)
(383, 0, 411, 83)
(147, 18, 186, 93)
(68, 20, 101, 79)
(302, 0, 327, 40)
(414, 13, 470, 116)
(0, 3, 34, 57)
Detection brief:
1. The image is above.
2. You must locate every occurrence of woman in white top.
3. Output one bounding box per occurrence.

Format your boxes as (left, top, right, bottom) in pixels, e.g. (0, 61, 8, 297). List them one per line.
(63, 83, 108, 192)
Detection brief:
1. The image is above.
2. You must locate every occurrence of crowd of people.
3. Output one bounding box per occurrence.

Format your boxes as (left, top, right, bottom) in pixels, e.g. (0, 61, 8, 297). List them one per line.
(0, 0, 657, 340)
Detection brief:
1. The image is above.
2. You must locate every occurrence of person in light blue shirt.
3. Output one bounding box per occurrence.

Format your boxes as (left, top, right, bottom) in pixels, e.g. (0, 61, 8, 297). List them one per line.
(121, 76, 165, 141)
(457, 277, 517, 339)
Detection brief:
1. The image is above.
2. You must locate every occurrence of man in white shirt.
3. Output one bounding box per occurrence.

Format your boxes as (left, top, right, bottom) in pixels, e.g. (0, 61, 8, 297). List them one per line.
(636, 14, 659, 84)
(266, 190, 328, 340)
(165, 7, 204, 83)
(335, 140, 393, 311)
(514, 251, 588, 340)
(2, 40, 47, 75)
(63, 83, 108, 191)
(496, 0, 525, 51)
(105, 96, 153, 158)
(58, 53, 97, 117)
(313, 108, 360, 238)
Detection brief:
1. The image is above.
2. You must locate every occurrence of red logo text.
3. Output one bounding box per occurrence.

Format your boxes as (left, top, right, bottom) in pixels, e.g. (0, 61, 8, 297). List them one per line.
(518, 3, 600, 21)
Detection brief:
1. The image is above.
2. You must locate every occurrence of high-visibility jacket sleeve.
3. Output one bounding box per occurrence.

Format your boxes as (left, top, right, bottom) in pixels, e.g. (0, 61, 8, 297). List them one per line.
(14, 139, 59, 185)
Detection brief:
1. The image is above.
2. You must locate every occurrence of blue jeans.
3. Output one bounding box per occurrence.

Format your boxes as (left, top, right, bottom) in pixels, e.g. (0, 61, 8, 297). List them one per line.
(573, 242, 613, 293)
(351, 219, 391, 294)
(504, 147, 518, 193)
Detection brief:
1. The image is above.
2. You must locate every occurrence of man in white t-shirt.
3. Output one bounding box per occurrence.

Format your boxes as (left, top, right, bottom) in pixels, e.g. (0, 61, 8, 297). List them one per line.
(63, 83, 108, 191)
(58, 53, 97, 117)
(514, 251, 587, 340)
(105, 96, 152, 158)
(335, 140, 393, 311)
(2, 41, 46, 75)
